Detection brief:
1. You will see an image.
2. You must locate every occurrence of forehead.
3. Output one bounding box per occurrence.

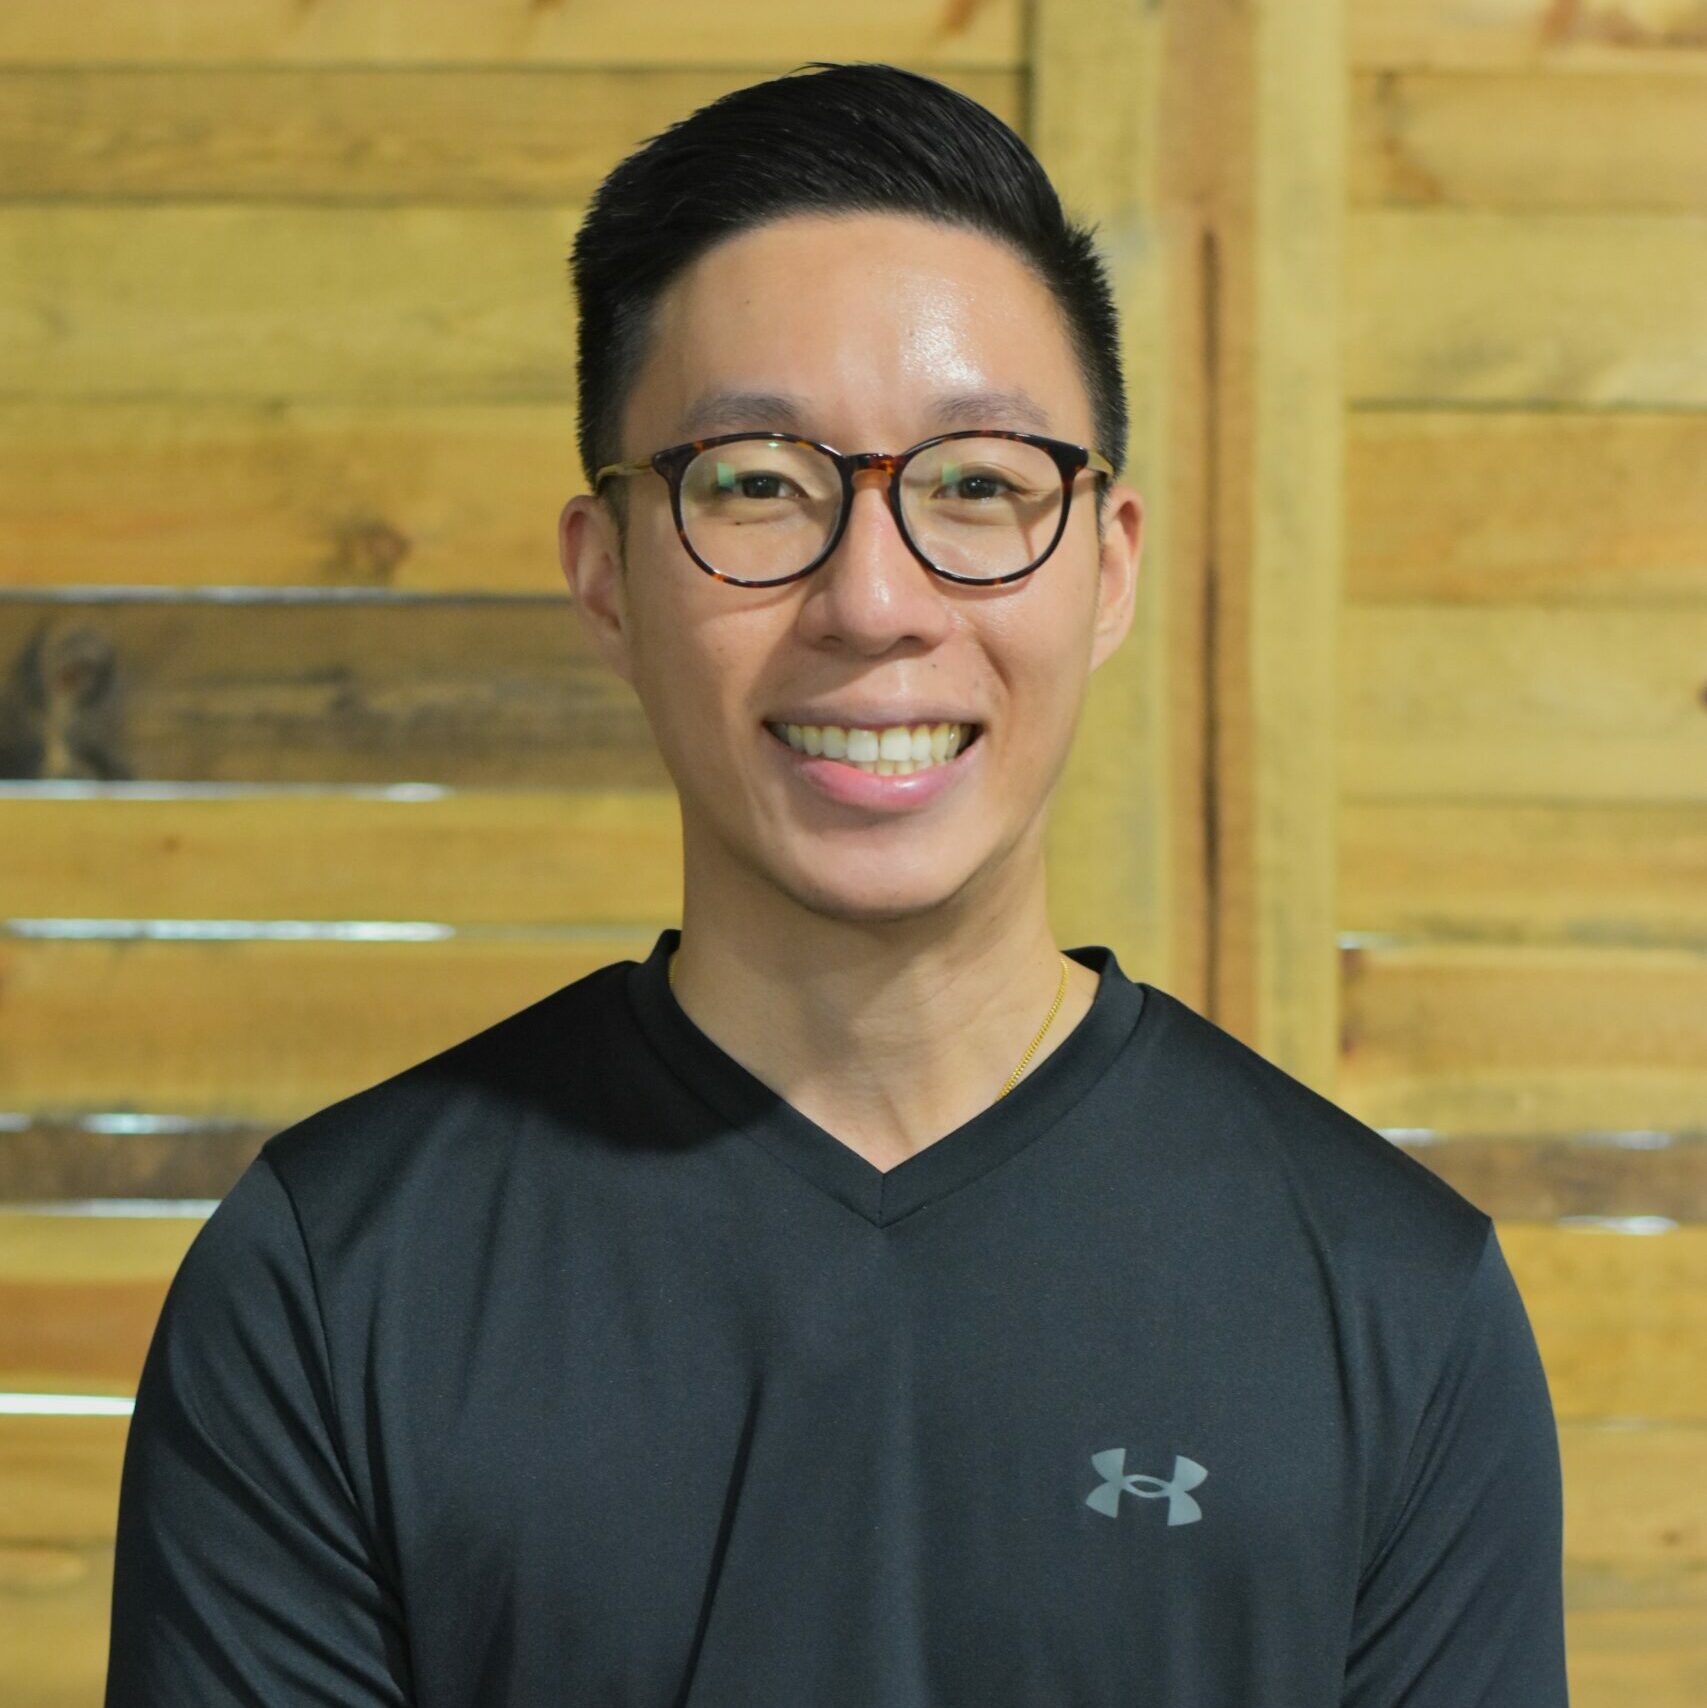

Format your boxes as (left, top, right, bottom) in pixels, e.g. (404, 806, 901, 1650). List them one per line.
(624, 212, 1090, 445)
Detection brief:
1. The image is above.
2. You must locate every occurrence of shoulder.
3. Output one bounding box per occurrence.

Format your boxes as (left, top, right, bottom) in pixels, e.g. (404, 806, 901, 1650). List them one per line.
(256, 954, 636, 1247)
(1135, 982, 1493, 1300)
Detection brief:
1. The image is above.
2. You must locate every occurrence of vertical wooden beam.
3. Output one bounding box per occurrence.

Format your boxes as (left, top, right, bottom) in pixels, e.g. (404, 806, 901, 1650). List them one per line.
(1032, 0, 1210, 993)
(1174, 0, 1345, 1086)
(1245, 0, 1344, 1087)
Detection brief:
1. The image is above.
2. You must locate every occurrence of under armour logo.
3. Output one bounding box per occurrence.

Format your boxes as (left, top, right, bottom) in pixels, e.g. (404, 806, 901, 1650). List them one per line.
(1085, 1448, 1207, 1524)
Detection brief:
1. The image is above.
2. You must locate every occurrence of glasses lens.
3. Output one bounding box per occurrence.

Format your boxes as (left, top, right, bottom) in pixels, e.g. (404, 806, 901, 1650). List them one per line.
(900, 436, 1065, 579)
(680, 439, 840, 583)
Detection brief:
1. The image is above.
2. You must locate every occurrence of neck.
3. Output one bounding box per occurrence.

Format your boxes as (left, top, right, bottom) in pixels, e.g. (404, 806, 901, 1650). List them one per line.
(665, 850, 1100, 1174)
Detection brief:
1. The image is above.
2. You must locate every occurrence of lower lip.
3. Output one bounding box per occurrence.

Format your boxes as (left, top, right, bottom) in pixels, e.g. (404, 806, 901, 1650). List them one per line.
(763, 724, 983, 813)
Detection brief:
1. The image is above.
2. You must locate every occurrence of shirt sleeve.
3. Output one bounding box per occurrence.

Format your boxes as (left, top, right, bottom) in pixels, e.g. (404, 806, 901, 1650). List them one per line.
(1341, 1220, 1570, 1707)
(104, 1148, 414, 1707)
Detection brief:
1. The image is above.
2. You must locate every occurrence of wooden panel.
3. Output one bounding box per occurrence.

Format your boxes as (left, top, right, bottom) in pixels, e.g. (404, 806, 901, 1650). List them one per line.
(1339, 801, 1707, 941)
(0, 600, 660, 786)
(1501, 1223, 1707, 1422)
(1031, 0, 1188, 978)
(1345, 411, 1707, 604)
(0, 1214, 199, 1394)
(0, 1538, 112, 1708)
(0, 935, 656, 1120)
(1244, 0, 1346, 1086)
(1340, 605, 1707, 804)
(1351, 70, 1707, 211)
(1567, 1599, 1707, 1708)
(1347, 210, 1707, 405)
(0, 1121, 271, 1207)
(1407, 1133, 1707, 1224)
(0, 68, 1022, 202)
(1338, 942, 1707, 1134)
(0, 0, 1024, 67)
(2, 789, 682, 923)
(1352, 0, 1707, 70)
(0, 402, 580, 594)
(0, 205, 582, 403)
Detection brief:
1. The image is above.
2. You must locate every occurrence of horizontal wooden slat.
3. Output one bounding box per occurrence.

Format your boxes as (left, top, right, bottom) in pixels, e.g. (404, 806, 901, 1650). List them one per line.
(1503, 1224, 1707, 1422)
(0, 0, 1024, 67)
(0, 68, 1023, 202)
(1338, 941, 1707, 1135)
(1, 788, 683, 922)
(1399, 1132, 1707, 1224)
(0, 401, 581, 593)
(1351, 69, 1707, 211)
(1348, 210, 1707, 405)
(1340, 801, 1707, 941)
(0, 1216, 199, 1394)
(0, 935, 657, 1119)
(1353, 0, 1707, 70)
(0, 1121, 270, 1207)
(5, 1214, 1701, 1420)
(1340, 605, 1707, 803)
(0, 600, 663, 786)
(0, 205, 581, 404)
(1565, 1601, 1707, 1708)
(1345, 411, 1707, 604)
(0, 1539, 111, 1708)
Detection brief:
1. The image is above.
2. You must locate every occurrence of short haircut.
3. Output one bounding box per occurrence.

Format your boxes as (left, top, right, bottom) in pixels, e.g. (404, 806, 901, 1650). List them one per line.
(569, 61, 1128, 541)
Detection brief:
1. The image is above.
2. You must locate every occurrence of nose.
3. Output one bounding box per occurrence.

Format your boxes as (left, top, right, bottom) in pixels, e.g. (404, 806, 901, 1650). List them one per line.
(795, 460, 950, 649)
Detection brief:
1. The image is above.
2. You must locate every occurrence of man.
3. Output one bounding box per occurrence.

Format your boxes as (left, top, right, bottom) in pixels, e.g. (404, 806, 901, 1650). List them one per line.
(105, 62, 1569, 1707)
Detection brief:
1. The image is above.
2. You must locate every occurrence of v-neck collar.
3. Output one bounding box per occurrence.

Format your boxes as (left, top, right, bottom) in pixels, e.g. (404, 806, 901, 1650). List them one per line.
(623, 927, 1148, 1228)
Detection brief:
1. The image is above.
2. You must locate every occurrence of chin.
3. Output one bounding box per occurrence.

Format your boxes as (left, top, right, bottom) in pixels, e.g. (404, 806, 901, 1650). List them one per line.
(771, 853, 986, 927)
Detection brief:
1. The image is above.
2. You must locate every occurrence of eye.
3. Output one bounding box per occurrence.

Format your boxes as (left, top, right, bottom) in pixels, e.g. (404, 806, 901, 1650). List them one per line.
(936, 469, 1016, 502)
(729, 471, 798, 500)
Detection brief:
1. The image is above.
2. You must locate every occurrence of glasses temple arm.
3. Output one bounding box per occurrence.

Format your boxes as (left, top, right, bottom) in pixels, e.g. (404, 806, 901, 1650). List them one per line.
(592, 457, 655, 489)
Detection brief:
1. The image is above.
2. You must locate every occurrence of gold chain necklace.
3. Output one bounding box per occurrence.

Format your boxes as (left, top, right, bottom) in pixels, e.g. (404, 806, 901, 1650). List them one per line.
(667, 950, 1072, 1099)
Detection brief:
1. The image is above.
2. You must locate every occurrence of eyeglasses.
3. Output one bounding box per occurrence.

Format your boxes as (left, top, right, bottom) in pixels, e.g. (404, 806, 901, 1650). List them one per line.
(593, 429, 1115, 588)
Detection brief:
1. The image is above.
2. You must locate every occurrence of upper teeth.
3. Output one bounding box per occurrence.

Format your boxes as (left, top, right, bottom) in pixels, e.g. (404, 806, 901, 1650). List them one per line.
(769, 721, 975, 772)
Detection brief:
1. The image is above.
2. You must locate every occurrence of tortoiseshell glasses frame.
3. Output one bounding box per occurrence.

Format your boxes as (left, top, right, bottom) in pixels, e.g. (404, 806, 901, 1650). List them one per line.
(592, 428, 1117, 588)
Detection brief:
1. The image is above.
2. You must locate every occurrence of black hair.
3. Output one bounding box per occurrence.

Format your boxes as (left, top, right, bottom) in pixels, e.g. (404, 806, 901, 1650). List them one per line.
(568, 60, 1127, 541)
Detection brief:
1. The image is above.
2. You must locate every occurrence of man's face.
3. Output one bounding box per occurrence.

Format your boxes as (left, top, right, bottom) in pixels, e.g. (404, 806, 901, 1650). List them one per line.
(561, 211, 1142, 927)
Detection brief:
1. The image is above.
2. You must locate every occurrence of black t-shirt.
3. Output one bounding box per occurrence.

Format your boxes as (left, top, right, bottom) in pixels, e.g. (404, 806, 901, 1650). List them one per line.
(104, 928, 1569, 1706)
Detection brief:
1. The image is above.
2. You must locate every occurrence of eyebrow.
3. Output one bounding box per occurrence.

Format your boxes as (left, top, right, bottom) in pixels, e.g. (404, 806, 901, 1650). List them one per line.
(674, 386, 1055, 441)
(675, 391, 804, 439)
(931, 387, 1054, 433)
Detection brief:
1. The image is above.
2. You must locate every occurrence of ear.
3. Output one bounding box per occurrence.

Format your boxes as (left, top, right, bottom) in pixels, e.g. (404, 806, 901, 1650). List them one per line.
(559, 492, 637, 689)
(1087, 482, 1143, 674)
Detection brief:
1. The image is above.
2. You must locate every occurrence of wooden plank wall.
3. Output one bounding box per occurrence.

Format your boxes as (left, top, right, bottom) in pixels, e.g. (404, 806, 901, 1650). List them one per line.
(0, 7, 1044, 1703)
(1, 2, 1702, 1704)
(1334, 2, 1707, 1702)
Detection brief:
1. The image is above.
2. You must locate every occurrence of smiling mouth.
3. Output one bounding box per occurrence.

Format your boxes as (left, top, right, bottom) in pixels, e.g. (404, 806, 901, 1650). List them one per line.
(763, 720, 982, 775)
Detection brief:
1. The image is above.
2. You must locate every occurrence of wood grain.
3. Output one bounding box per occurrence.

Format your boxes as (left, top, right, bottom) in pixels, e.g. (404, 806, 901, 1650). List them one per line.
(0, 599, 662, 786)
(1339, 604, 1707, 803)
(1338, 941, 1707, 1134)
(1348, 210, 1707, 405)
(0, 68, 1021, 202)
(0, 0, 1024, 67)
(1345, 411, 1707, 604)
